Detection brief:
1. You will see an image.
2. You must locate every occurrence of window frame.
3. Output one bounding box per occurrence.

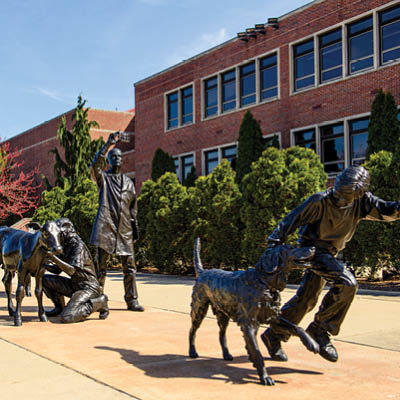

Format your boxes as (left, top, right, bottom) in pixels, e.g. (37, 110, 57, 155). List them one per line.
(379, 3, 400, 65)
(201, 142, 238, 175)
(173, 152, 196, 183)
(164, 83, 195, 132)
(293, 38, 315, 91)
(291, 111, 372, 177)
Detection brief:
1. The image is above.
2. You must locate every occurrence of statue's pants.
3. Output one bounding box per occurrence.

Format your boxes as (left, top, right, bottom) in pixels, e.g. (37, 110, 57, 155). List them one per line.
(42, 275, 101, 323)
(97, 248, 139, 306)
(270, 247, 358, 341)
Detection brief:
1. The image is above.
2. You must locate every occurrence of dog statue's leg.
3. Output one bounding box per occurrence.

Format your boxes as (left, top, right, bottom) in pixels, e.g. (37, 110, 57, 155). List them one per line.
(3, 269, 15, 317)
(240, 324, 274, 386)
(189, 299, 209, 358)
(278, 317, 319, 354)
(215, 311, 233, 361)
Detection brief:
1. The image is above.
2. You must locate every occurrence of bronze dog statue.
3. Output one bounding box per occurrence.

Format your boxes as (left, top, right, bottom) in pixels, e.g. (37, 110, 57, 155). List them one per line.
(189, 239, 319, 385)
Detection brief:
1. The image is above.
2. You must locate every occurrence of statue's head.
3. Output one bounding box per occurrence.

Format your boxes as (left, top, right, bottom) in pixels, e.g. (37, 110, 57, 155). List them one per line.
(107, 148, 122, 169)
(333, 166, 370, 207)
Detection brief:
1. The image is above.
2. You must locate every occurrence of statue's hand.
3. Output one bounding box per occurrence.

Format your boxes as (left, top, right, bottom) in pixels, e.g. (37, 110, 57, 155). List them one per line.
(107, 132, 119, 145)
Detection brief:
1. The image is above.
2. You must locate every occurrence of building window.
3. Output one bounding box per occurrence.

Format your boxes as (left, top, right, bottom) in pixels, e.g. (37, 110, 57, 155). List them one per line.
(348, 16, 374, 74)
(240, 62, 256, 106)
(293, 128, 316, 151)
(204, 76, 218, 117)
(319, 28, 342, 83)
(260, 54, 278, 100)
(203, 144, 237, 175)
(321, 123, 345, 174)
(181, 86, 193, 125)
(349, 118, 369, 166)
(166, 84, 194, 130)
(222, 70, 236, 112)
(174, 154, 195, 183)
(294, 39, 315, 91)
(167, 92, 178, 129)
(380, 4, 400, 65)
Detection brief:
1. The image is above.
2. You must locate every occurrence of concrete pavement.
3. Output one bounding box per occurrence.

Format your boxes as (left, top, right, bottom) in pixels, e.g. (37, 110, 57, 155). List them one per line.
(0, 271, 399, 400)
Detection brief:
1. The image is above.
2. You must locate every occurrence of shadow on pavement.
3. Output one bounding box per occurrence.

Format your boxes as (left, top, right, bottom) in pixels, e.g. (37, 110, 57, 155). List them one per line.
(95, 345, 322, 385)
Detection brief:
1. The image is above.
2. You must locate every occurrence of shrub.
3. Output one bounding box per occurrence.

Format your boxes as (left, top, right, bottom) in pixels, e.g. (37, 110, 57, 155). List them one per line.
(241, 146, 327, 264)
(187, 160, 242, 268)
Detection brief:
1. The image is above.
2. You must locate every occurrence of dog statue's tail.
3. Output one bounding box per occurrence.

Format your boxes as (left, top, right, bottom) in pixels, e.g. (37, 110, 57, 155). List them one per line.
(193, 237, 204, 277)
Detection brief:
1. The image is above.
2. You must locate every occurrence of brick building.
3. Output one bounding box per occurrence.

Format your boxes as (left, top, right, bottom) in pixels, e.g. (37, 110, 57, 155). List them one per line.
(7, 108, 135, 188)
(133, 0, 400, 190)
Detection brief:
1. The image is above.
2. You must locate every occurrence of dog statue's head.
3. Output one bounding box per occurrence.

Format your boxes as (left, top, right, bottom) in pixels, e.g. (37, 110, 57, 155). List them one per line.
(256, 245, 315, 291)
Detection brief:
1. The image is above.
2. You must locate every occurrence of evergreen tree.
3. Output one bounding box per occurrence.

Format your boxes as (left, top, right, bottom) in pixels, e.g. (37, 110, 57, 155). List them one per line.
(151, 148, 176, 181)
(46, 95, 104, 189)
(183, 165, 197, 187)
(366, 89, 400, 159)
(235, 110, 265, 186)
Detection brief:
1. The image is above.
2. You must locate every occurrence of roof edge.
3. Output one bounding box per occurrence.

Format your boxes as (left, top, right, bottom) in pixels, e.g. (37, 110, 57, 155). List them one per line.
(134, 0, 322, 87)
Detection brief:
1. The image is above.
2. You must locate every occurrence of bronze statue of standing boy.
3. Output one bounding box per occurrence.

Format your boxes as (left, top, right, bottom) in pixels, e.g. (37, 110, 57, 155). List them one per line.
(90, 132, 144, 312)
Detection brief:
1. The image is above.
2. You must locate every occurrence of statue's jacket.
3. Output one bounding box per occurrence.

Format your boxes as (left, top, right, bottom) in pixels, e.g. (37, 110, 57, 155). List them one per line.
(90, 151, 138, 256)
(270, 188, 400, 255)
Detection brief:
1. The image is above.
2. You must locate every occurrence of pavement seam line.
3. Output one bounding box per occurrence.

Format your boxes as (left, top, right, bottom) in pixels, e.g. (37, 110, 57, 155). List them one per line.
(0, 336, 143, 400)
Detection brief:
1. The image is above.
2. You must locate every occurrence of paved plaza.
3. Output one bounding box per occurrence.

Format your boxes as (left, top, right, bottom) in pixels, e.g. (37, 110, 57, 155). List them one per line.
(0, 271, 399, 400)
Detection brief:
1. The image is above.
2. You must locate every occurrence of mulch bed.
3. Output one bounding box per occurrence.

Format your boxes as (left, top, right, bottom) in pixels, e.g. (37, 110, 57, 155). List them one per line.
(357, 277, 400, 292)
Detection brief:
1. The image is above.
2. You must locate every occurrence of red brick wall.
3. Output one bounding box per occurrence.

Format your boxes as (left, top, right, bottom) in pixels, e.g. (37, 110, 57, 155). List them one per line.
(134, 0, 399, 190)
(6, 109, 135, 191)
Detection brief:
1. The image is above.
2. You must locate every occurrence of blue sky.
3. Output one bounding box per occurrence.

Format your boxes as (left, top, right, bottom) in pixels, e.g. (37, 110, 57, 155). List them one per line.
(0, 0, 308, 140)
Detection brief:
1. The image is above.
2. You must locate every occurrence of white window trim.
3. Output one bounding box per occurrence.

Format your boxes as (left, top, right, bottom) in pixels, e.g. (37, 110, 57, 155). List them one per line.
(200, 48, 280, 122)
(164, 82, 195, 132)
(290, 0, 400, 96)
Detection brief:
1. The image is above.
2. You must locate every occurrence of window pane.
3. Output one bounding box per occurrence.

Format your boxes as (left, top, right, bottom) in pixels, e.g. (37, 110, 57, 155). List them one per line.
(349, 31, 373, 73)
(350, 31, 374, 59)
(350, 118, 369, 131)
(321, 42, 342, 70)
(182, 155, 194, 180)
(322, 67, 342, 82)
(241, 62, 256, 106)
(205, 150, 219, 174)
(222, 75, 236, 112)
(325, 162, 345, 174)
(352, 132, 368, 160)
(294, 129, 316, 151)
(321, 123, 344, 137)
(222, 70, 235, 82)
(296, 75, 315, 90)
(296, 52, 314, 77)
(261, 54, 277, 68)
(205, 76, 217, 89)
(382, 21, 400, 51)
(320, 29, 341, 47)
(205, 77, 218, 117)
(348, 17, 373, 36)
(182, 86, 193, 124)
(383, 47, 400, 63)
(261, 64, 277, 100)
(167, 92, 178, 128)
(381, 5, 400, 24)
(323, 138, 344, 163)
(222, 145, 237, 163)
(174, 158, 179, 176)
(295, 40, 314, 56)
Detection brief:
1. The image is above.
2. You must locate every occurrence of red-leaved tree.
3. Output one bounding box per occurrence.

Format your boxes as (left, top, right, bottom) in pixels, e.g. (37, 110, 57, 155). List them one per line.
(0, 141, 40, 220)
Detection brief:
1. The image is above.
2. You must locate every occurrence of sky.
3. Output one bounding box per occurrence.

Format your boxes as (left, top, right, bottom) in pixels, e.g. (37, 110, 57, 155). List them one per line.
(0, 0, 309, 140)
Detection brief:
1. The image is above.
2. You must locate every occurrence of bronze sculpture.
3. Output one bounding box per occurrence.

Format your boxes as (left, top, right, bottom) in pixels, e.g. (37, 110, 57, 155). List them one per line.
(90, 132, 143, 311)
(189, 238, 319, 386)
(261, 166, 400, 363)
(42, 218, 109, 323)
(0, 221, 63, 326)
